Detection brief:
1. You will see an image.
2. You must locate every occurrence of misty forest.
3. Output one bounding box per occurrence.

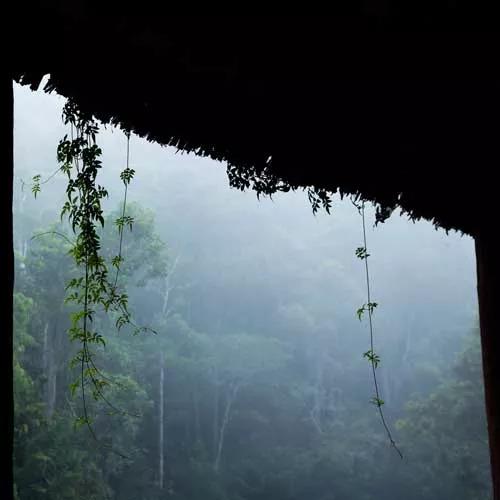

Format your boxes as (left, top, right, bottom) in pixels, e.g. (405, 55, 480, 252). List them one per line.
(13, 82, 490, 500)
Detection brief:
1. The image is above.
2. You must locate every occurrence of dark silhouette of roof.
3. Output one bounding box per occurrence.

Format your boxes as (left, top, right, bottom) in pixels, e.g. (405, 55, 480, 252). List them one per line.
(12, 10, 500, 235)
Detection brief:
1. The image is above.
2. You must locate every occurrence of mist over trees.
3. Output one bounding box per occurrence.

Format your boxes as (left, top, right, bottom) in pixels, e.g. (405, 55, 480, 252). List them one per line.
(13, 84, 489, 499)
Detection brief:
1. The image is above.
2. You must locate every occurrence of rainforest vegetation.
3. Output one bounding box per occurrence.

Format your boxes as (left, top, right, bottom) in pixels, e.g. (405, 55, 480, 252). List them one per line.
(13, 84, 490, 499)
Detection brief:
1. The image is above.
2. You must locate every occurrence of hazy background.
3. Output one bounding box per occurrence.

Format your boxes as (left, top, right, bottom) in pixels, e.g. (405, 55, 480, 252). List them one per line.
(12, 82, 488, 500)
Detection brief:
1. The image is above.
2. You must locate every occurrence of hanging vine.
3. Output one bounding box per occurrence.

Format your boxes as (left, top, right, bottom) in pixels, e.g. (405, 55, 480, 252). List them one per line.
(30, 99, 150, 437)
(29, 96, 404, 461)
(354, 199, 403, 459)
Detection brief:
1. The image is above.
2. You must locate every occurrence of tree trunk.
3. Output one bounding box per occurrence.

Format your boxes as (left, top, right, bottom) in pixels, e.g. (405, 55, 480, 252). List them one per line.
(42, 321, 57, 418)
(193, 388, 201, 445)
(42, 322, 50, 413)
(310, 354, 324, 434)
(47, 352, 57, 419)
(159, 352, 164, 490)
(214, 383, 239, 473)
(2, 75, 14, 500)
(212, 366, 219, 463)
(475, 231, 500, 499)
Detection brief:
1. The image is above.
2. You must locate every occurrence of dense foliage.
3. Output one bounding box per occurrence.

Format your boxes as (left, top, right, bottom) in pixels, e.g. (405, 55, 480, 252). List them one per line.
(13, 85, 489, 499)
(13, 206, 490, 500)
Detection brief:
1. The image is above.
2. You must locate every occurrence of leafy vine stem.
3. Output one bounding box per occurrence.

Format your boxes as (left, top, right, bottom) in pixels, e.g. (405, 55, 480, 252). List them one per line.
(354, 199, 403, 459)
(30, 98, 401, 459)
(30, 100, 150, 437)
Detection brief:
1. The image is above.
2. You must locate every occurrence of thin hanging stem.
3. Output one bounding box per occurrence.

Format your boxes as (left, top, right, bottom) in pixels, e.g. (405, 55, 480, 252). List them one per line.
(113, 133, 130, 290)
(26, 101, 146, 461)
(21, 166, 62, 193)
(81, 259, 97, 440)
(361, 202, 403, 459)
(31, 231, 75, 246)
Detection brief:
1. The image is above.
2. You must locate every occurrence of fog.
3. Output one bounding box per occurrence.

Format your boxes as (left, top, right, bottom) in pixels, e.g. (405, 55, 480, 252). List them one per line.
(13, 83, 488, 500)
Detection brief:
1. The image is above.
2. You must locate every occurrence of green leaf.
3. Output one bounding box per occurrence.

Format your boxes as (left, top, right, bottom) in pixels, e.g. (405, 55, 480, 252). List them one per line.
(363, 349, 381, 368)
(370, 397, 385, 407)
(357, 306, 365, 321)
(69, 380, 79, 397)
(355, 246, 370, 259)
